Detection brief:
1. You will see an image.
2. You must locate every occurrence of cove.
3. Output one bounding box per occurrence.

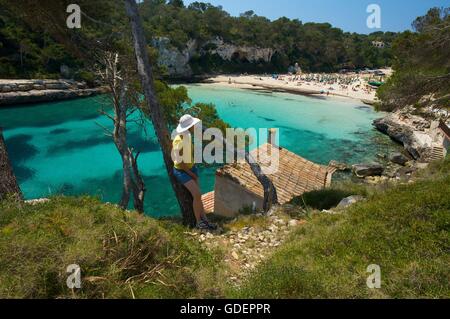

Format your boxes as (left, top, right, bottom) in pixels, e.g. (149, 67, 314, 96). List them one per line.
(0, 84, 399, 217)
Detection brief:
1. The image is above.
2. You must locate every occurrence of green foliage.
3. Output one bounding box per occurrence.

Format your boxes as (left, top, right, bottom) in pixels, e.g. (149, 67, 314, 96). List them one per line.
(140, 2, 395, 73)
(233, 159, 450, 298)
(0, 196, 224, 298)
(377, 7, 450, 111)
(153, 81, 230, 133)
(0, 9, 73, 78)
(75, 70, 96, 87)
(186, 102, 229, 132)
(155, 80, 191, 127)
(0, 1, 396, 78)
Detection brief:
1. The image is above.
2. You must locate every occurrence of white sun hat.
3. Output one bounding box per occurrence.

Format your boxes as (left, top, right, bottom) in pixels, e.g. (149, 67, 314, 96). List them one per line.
(176, 114, 201, 134)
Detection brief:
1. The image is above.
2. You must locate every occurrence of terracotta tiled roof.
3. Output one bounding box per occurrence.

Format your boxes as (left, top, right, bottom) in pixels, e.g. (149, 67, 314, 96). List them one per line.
(202, 191, 215, 214)
(439, 121, 450, 140)
(216, 144, 334, 204)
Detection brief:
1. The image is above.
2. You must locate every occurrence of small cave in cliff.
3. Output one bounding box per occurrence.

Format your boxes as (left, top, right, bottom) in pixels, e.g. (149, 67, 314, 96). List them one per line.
(231, 51, 250, 64)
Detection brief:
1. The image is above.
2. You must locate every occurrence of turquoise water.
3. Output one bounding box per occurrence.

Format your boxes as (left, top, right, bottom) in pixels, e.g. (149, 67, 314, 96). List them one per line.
(1, 84, 396, 216)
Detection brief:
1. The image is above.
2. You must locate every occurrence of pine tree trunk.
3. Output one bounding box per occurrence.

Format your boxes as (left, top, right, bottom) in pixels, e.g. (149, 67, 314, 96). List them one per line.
(130, 150, 145, 213)
(124, 0, 196, 226)
(0, 128, 22, 201)
(119, 152, 132, 210)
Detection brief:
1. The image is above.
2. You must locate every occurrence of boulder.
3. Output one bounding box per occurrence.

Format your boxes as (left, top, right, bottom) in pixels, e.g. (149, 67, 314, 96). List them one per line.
(288, 219, 299, 227)
(352, 163, 384, 177)
(1, 85, 11, 92)
(389, 152, 409, 166)
(337, 195, 365, 209)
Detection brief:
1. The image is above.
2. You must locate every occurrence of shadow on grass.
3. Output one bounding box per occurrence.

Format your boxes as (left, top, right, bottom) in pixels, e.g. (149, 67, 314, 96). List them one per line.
(290, 189, 354, 211)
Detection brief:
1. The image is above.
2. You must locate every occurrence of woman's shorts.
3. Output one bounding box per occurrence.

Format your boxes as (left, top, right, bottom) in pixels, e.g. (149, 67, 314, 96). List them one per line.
(173, 166, 199, 184)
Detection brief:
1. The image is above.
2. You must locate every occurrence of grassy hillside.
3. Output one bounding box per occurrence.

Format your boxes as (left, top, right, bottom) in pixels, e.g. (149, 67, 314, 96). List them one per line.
(1, 160, 448, 299)
(233, 159, 450, 298)
(0, 197, 224, 298)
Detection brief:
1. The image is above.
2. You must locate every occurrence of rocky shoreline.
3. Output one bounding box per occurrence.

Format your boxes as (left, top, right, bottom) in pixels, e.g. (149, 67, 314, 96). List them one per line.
(327, 107, 449, 185)
(0, 79, 108, 106)
(373, 107, 447, 162)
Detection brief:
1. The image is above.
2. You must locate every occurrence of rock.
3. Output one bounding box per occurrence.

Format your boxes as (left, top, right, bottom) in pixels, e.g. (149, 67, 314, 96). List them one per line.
(395, 166, 416, 178)
(151, 36, 275, 78)
(0, 83, 107, 106)
(414, 162, 429, 170)
(60, 64, 72, 78)
(337, 195, 364, 209)
(288, 219, 299, 227)
(373, 113, 434, 161)
(389, 152, 409, 166)
(25, 198, 50, 205)
(46, 82, 70, 90)
(17, 84, 32, 91)
(329, 160, 350, 171)
(231, 251, 239, 260)
(151, 37, 194, 77)
(206, 37, 274, 63)
(1, 85, 11, 92)
(33, 84, 45, 90)
(352, 163, 384, 177)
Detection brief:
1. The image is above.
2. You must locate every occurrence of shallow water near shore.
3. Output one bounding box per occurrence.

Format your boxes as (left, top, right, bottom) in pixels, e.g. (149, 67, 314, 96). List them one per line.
(1, 84, 398, 216)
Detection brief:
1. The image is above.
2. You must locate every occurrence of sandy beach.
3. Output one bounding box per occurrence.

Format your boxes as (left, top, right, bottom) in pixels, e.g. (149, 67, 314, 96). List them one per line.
(204, 69, 392, 104)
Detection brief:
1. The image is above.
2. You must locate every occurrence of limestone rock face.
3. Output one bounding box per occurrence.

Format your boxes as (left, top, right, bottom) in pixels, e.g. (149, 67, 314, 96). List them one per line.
(151, 37, 195, 77)
(352, 163, 384, 177)
(204, 37, 275, 63)
(0, 79, 107, 106)
(152, 37, 276, 77)
(373, 111, 435, 161)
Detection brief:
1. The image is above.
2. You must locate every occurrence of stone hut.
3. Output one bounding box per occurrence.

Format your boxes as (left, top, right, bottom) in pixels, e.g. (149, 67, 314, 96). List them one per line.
(202, 138, 335, 217)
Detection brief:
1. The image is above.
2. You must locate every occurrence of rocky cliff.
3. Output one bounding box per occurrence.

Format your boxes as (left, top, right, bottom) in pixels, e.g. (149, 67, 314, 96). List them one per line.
(0, 80, 107, 106)
(152, 37, 276, 77)
(373, 107, 447, 162)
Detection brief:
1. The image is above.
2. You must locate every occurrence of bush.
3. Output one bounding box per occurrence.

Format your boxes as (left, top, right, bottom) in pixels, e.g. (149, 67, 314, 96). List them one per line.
(75, 70, 97, 87)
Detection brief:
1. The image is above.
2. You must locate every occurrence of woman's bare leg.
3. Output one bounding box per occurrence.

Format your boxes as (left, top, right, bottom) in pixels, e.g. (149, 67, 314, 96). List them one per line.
(184, 180, 204, 223)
